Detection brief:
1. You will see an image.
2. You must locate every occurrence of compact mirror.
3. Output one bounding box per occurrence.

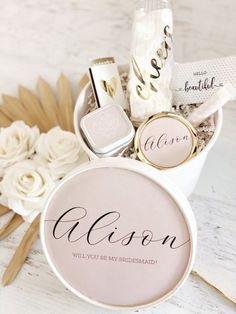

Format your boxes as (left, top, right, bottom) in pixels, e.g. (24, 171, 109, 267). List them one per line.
(135, 112, 198, 169)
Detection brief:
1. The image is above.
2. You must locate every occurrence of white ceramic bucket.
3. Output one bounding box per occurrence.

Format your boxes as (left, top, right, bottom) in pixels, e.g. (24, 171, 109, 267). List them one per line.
(73, 73, 223, 197)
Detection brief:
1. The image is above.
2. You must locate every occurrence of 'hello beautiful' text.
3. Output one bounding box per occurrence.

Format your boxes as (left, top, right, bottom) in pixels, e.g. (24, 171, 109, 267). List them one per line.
(45, 207, 190, 249)
(184, 76, 223, 93)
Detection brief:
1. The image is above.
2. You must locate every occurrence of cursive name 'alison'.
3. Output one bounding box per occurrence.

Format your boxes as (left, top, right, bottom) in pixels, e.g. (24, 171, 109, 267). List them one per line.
(144, 133, 189, 151)
(45, 207, 190, 249)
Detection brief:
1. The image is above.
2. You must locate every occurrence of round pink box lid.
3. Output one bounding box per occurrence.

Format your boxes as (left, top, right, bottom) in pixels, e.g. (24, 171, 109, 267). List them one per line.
(40, 158, 197, 310)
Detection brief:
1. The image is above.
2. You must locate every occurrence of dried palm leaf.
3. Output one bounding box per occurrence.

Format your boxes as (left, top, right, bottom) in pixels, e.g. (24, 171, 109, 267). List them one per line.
(2, 95, 31, 125)
(57, 73, 74, 132)
(2, 214, 40, 286)
(37, 77, 61, 128)
(0, 107, 12, 127)
(0, 214, 24, 240)
(0, 205, 11, 216)
(18, 86, 49, 132)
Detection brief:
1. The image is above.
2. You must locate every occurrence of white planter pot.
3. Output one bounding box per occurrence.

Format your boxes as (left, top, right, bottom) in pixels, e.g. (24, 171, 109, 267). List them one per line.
(73, 73, 223, 197)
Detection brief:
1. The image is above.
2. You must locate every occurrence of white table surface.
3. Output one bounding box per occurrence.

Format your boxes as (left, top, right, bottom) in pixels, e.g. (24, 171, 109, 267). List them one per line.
(0, 1, 236, 313)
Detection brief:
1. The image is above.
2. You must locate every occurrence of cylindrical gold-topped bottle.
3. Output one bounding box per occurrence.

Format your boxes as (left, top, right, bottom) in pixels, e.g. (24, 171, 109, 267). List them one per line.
(128, 0, 173, 125)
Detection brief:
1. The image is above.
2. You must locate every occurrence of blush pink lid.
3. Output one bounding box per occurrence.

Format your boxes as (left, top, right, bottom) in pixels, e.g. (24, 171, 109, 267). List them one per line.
(41, 158, 196, 310)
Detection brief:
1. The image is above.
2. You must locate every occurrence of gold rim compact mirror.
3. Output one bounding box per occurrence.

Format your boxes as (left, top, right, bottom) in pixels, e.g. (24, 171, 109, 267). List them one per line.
(135, 112, 198, 169)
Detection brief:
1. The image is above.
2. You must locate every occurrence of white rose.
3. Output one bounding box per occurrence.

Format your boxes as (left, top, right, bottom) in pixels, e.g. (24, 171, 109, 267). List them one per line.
(35, 127, 88, 180)
(0, 121, 40, 176)
(0, 160, 56, 223)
